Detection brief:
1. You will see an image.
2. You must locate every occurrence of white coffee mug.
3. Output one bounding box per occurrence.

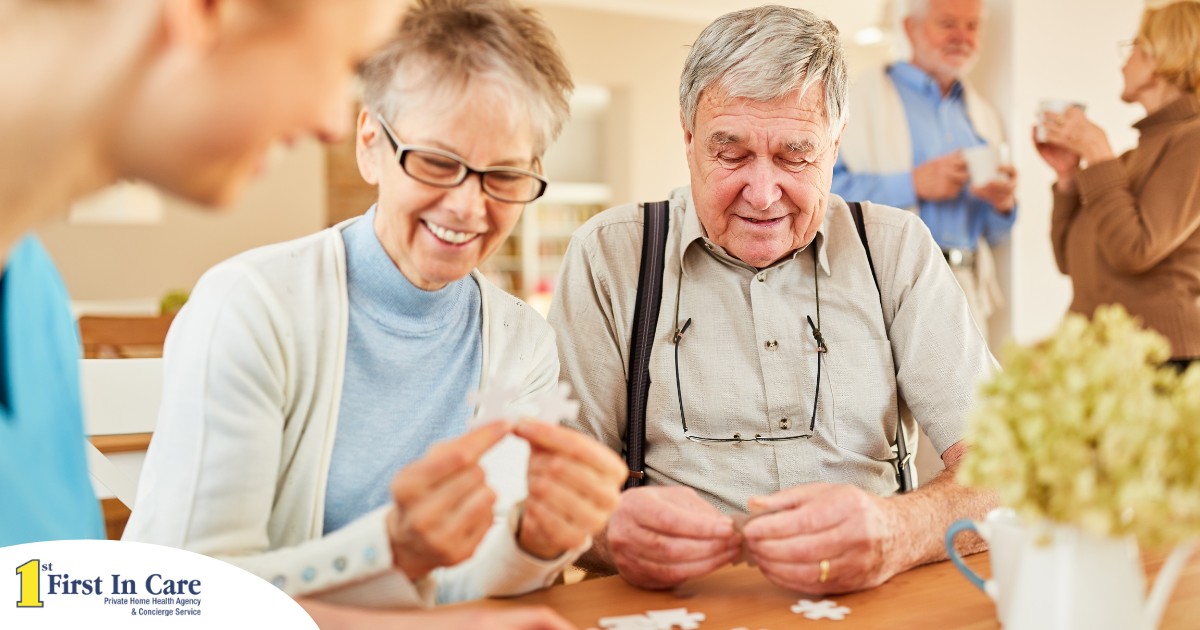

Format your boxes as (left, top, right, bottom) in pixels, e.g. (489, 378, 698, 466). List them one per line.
(946, 508, 1026, 625)
(963, 143, 1010, 186)
(1036, 99, 1085, 142)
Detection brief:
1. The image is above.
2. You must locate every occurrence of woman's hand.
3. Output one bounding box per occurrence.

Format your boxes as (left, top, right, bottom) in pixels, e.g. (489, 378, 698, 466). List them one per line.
(1039, 106, 1115, 166)
(387, 421, 511, 581)
(513, 421, 627, 560)
(1033, 126, 1082, 193)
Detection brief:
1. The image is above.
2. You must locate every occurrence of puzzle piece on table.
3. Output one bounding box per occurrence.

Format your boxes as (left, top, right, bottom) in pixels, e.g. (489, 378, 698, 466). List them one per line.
(645, 607, 706, 629)
(595, 608, 706, 630)
(790, 599, 851, 621)
(596, 614, 659, 630)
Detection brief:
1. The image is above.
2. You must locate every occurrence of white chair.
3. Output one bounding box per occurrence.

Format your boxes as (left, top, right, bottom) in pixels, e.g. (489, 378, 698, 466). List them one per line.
(81, 358, 163, 510)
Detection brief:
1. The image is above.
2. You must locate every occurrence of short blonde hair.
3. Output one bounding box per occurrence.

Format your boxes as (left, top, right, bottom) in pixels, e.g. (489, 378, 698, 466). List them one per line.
(359, 0, 573, 157)
(1137, 1, 1200, 95)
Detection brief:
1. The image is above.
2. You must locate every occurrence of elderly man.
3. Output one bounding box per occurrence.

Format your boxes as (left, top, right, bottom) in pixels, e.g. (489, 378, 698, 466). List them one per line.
(832, 0, 1017, 331)
(549, 5, 997, 594)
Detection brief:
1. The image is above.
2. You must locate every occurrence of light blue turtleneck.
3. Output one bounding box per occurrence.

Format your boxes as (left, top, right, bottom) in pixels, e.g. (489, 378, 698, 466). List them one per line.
(323, 207, 482, 534)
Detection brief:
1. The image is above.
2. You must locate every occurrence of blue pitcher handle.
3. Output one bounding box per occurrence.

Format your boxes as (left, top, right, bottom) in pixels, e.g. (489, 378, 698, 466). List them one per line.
(946, 518, 987, 591)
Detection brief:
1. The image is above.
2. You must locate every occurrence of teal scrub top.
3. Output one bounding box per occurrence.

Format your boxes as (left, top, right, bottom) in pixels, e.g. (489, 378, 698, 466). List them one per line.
(0, 236, 104, 546)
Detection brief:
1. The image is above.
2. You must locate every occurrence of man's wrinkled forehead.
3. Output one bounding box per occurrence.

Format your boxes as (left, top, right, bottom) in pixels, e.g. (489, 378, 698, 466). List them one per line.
(695, 85, 835, 146)
(704, 130, 825, 155)
(696, 84, 835, 135)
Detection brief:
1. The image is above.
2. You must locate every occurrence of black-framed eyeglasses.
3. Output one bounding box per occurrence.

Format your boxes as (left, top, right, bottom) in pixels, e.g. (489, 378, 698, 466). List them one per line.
(374, 113, 548, 204)
(1117, 39, 1138, 59)
(672, 313, 828, 444)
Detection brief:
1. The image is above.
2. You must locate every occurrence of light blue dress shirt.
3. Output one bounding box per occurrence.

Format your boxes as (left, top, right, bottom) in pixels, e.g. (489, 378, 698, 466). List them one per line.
(832, 62, 1016, 250)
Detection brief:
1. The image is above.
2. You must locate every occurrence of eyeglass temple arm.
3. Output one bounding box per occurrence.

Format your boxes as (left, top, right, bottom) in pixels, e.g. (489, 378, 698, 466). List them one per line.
(806, 315, 827, 353)
(673, 318, 692, 343)
(674, 318, 692, 433)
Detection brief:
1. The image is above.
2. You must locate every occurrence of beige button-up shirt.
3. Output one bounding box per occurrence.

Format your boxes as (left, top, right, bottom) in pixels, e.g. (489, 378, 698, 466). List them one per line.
(549, 187, 994, 513)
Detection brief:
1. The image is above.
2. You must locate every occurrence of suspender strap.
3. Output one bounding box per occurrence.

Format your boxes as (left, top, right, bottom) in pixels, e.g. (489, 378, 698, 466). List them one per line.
(624, 201, 670, 489)
(848, 201, 915, 493)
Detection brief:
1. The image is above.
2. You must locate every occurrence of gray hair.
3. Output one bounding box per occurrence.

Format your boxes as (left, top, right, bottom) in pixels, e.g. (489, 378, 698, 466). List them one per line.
(359, 0, 573, 157)
(679, 5, 848, 139)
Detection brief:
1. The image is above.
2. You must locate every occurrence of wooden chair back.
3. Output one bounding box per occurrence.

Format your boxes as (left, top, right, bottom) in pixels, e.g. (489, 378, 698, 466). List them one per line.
(78, 314, 175, 358)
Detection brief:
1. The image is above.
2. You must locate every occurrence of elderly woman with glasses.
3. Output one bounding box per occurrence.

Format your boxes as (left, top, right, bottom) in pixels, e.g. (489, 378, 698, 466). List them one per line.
(124, 0, 626, 610)
(1036, 1, 1200, 369)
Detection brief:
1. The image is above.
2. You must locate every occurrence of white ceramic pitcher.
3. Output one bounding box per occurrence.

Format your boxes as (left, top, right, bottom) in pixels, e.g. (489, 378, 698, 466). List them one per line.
(946, 508, 1196, 629)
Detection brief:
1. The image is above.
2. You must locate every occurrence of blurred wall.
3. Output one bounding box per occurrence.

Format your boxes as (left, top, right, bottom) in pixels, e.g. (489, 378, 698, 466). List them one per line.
(991, 0, 1143, 345)
(36, 0, 1149, 344)
(36, 140, 327, 301)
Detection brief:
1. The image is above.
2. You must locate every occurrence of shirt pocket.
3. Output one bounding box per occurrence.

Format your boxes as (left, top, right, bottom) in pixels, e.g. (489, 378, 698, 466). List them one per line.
(823, 337, 898, 461)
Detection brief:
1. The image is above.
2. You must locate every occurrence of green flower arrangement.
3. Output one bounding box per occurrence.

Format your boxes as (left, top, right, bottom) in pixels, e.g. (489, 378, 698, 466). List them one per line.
(959, 304, 1200, 548)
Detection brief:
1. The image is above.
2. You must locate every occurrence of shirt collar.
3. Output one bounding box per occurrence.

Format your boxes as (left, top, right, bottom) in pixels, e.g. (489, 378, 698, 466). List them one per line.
(890, 61, 964, 102)
(678, 187, 831, 276)
(1134, 93, 1200, 134)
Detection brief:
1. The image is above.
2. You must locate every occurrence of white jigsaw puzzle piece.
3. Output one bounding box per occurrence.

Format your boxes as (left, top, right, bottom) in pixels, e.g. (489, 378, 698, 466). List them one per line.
(644, 607, 706, 630)
(597, 614, 659, 630)
(469, 379, 581, 427)
(467, 378, 522, 427)
(790, 598, 851, 621)
(528, 381, 580, 425)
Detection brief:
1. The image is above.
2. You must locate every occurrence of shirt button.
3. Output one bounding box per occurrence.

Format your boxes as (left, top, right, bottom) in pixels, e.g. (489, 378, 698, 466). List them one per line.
(780, 418, 790, 430)
(765, 340, 778, 350)
(756, 273, 766, 282)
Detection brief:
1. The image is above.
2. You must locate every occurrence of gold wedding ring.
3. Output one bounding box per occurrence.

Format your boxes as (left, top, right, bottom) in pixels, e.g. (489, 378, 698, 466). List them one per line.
(818, 558, 831, 584)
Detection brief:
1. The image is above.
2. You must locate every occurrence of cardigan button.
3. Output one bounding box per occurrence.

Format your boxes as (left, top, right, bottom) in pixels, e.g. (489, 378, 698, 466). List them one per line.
(302, 567, 316, 582)
(271, 575, 286, 590)
(333, 557, 348, 572)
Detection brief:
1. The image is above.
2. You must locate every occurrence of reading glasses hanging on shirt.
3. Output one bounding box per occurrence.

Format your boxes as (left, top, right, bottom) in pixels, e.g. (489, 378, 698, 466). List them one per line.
(671, 315, 826, 444)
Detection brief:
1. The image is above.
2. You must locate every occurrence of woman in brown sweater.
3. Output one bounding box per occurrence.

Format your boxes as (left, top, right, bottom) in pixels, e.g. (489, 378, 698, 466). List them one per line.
(1036, 1, 1200, 368)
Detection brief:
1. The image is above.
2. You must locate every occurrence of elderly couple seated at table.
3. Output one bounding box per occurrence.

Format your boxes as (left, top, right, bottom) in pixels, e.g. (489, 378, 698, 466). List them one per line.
(124, 0, 997, 611)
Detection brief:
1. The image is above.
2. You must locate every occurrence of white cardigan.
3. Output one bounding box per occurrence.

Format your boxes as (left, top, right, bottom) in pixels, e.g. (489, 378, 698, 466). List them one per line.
(124, 218, 579, 607)
(838, 64, 1007, 315)
(839, 63, 1006, 214)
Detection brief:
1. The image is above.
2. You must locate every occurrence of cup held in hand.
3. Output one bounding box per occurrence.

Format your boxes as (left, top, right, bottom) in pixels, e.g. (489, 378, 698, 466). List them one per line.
(964, 143, 1009, 186)
(1036, 99, 1085, 142)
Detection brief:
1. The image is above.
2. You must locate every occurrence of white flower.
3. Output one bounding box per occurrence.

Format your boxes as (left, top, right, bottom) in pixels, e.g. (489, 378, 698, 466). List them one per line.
(959, 305, 1200, 548)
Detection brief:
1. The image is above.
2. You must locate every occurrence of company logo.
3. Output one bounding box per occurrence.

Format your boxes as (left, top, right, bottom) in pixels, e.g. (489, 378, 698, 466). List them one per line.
(2, 541, 316, 627)
(15, 557, 203, 617)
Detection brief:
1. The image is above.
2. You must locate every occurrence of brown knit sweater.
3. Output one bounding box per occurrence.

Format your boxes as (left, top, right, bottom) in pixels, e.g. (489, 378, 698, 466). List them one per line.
(1051, 94, 1200, 359)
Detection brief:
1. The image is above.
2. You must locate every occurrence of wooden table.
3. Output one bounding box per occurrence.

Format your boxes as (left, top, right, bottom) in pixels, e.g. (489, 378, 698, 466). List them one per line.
(449, 551, 1200, 628)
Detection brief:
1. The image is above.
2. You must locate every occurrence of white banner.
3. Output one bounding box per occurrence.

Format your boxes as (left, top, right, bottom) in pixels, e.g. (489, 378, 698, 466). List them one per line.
(0, 540, 316, 628)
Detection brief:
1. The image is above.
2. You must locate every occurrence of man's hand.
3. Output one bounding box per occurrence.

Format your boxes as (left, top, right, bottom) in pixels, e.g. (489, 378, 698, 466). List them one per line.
(969, 164, 1017, 213)
(387, 421, 510, 581)
(913, 151, 969, 201)
(513, 421, 627, 560)
(607, 486, 742, 589)
(743, 483, 900, 594)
